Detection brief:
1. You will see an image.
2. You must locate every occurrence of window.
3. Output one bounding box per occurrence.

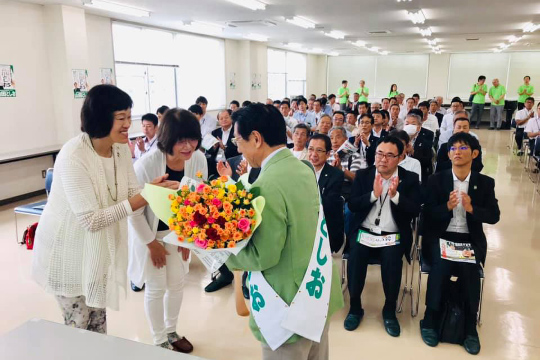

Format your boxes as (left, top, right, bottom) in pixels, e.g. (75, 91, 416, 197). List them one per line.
(267, 49, 306, 100)
(112, 23, 226, 117)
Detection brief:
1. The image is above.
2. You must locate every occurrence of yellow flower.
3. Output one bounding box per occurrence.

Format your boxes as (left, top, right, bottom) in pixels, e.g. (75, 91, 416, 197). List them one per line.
(243, 199, 250, 205)
(185, 206, 194, 214)
(217, 189, 225, 199)
(228, 184, 237, 193)
(196, 171, 203, 178)
(192, 227, 200, 234)
(247, 193, 253, 199)
(235, 199, 241, 205)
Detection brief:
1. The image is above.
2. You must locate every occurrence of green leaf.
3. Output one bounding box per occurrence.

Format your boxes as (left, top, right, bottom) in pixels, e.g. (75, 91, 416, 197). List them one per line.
(235, 180, 245, 191)
(250, 186, 261, 199)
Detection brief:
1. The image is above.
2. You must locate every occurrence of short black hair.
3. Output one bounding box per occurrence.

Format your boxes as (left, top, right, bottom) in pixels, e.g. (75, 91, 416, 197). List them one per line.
(319, 97, 327, 106)
(293, 123, 310, 137)
(389, 97, 397, 102)
(157, 108, 202, 155)
(297, 97, 307, 105)
(230, 100, 240, 107)
(156, 105, 169, 115)
(328, 94, 336, 100)
(358, 101, 368, 108)
(478, 75, 486, 81)
(447, 132, 480, 153)
(412, 93, 420, 98)
(451, 96, 462, 103)
(282, 97, 290, 102)
(380, 109, 390, 119)
(342, 80, 348, 84)
(408, 108, 424, 118)
(526, 97, 535, 103)
(418, 101, 430, 109)
(80, 84, 132, 138)
(359, 113, 374, 125)
(389, 129, 410, 145)
(188, 104, 203, 115)
(232, 103, 287, 147)
(524, 76, 531, 80)
(314, 98, 322, 106)
(453, 116, 470, 125)
(378, 135, 404, 155)
(346, 111, 356, 117)
(309, 133, 332, 152)
(390, 103, 400, 110)
(333, 110, 345, 118)
(273, 100, 282, 105)
(382, 97, 389, 102)
(407, 97, 415, 103)
(141, 113, 158, 126)
(242, 100, 252, 107)
(280, 101, 290, 108)
(371, 110, 383, 118)
(196, 96, 208, 105)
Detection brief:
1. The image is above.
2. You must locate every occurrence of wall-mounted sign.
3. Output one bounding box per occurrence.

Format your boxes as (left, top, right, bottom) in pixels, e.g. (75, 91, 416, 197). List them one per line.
(0, 65, 16, 97)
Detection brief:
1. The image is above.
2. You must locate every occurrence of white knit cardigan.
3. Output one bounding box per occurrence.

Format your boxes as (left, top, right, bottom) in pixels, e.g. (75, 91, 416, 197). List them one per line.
(127, 148, 208, 288)
(32, 133, 140, 310)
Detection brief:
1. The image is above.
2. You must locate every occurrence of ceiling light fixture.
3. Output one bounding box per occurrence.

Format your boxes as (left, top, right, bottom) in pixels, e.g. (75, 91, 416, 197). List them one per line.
(523, 22, 540, 33)
(499, 43, 510, 49)
(367, 46, 380, 52)
(397, 0, 412, 2)
(183, 21, 225, 35)
(226, 0, 266, 11)
(286, 16, 316, 29)
(419, 27, 432, 37)
(328, 51, 339, 56)
(351, 40, 366, 47)
(508, 35, 523, 43)
(407, 10, 426, 24)
(379, 50, 389, 55)
(425, 38, 438, 46)
(83, 0, 150, 17)
(243, 33, 268, 42)
(324, 30, 346, 39)
(311, 48, 323, 53)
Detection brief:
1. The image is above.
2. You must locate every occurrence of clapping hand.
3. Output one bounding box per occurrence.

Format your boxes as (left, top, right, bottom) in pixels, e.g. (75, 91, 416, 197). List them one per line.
(373, 174, 384, 198)
(236, 159, 248, 176)
(217, 161, 233, 177)
(461, 191, 473, 213)
(447, 190, 460, 211)
(388, 176, 399, 198)
(136, 137, 145, 152)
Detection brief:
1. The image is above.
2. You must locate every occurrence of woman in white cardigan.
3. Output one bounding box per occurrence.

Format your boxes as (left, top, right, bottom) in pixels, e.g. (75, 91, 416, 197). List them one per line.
(32, 85, 178, 334)
(128, 109, 207, 352)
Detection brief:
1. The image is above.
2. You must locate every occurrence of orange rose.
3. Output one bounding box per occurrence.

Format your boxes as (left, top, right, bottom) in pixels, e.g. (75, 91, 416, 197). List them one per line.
(227, 241, 236, 248)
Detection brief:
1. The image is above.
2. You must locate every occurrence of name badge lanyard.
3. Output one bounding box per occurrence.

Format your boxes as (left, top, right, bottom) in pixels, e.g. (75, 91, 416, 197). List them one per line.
(374, 191, 390, 227)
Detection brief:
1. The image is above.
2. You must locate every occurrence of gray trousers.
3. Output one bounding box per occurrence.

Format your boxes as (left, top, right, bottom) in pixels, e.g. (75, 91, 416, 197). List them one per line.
(470, 103, 485, 127)
(262, 324, 329, 360)
(490, 105, 504, 128)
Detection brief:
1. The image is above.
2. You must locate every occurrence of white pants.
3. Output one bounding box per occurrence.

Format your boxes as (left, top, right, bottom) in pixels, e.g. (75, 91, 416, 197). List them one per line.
(144, 238, 187, 345)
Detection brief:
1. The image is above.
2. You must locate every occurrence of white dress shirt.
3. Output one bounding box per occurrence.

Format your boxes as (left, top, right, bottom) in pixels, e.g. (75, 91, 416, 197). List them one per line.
(361, 169, 400, 233)
(524, 115, 540, 139)
(315, 164, 324, 182)
(221, 127, 232, 145)
(399, 156, 422, 183)
(439, 130, 479, 150)
(440, 113, 454, 134)
(200, 113, 217, 137)
(261, 147, 289, 169)
(134, 135, 158, 160)
(422, 114, 440, 133)
(516, 108, 534, 129)
(446, 170, 471, 234)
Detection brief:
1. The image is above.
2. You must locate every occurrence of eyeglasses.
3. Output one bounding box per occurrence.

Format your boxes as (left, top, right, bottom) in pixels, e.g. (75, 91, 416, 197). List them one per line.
(375, 152, 399, 160)
(449, 146, 470, 152)
(308, 147, 327, 155)
(178, 138, 199, 146)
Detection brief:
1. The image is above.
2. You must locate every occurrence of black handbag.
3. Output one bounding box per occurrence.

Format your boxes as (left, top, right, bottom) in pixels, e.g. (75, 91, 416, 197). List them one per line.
(438, 278, 466, 344)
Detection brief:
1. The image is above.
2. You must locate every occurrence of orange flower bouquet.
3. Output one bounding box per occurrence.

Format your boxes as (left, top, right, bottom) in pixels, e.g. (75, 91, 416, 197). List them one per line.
(142, 173, 265, 272)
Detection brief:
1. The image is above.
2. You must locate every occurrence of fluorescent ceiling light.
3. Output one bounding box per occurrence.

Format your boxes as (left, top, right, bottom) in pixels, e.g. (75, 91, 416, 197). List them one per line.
(379, 51, 389, 55)
(523, 22, 540, 33)
(311, 48, 323, 53)
(419, 27, 432, 37)
(433, 50, 442, 54)
(328, 51, 339, 56)
(243, 33, 268, 42)
(351, 40, 366, 47)
(286, 16, 316, 29)
(407, 10, 426, 24)
(324, 30, 346, 39)
(397, 0, 412, 2)
(226, 0, 266, 11)
(425, 38, 438, 46)
(84, 0, 150, 17)
(508, 35, 523, 43)
(499, 43, 510, 49)
(367, 46, 379, 52)
(184, 21, 224, 35)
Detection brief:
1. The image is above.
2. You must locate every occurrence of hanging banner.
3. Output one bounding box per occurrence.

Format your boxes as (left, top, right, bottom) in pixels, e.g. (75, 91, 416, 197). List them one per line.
(0, 65, 16, 98)
(100, 68, 114, 85)
(72, 69, 89, 99)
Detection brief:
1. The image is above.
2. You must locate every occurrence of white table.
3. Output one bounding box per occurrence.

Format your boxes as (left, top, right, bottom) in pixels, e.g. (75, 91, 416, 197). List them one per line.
(0, 319, 209, 360)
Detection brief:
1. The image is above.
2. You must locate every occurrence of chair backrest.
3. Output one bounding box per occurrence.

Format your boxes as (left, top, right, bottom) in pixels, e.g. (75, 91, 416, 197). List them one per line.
(45, 168, 53, 196)
(535, 138, 540, 156)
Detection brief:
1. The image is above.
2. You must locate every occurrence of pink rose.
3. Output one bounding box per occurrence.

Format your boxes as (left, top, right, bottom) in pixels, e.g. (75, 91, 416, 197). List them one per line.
(194, 237, 208, 249)
(189, 221, 197, 227)
(238, 218, 251, 233)
(184, 200, 190, 205)
(207, 217, 216, 224)
(196, 183, 206, 193)
(212, 198, 222, 207)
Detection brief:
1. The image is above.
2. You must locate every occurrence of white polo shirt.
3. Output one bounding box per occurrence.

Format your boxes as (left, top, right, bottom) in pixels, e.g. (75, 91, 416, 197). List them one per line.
(200, 113, 217, 137)
(524, 115, 540, 139)
(440, 113, 454, 133)
(422, 114, 440, 133)
(516, 108, 534, 129)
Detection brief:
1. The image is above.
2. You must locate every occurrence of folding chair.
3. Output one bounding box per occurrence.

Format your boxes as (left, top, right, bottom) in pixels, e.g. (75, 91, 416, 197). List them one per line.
(528, 138, 540, 183)
(14, 168, 53, 241)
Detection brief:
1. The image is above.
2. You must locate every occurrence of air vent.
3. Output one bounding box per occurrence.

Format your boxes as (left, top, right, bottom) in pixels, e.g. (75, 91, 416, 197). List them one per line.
(226, 20, 276, 28)
(466, 38, 480, 41)
(368, 30, 391, 35)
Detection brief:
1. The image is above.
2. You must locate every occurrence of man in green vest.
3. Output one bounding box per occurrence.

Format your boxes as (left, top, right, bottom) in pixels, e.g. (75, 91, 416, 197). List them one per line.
(488, 78, 506, 130)
(517, 76, 534, 110)
(356, 80, 369, 103)
(226, 103, 344, 360)
(338, 80, 350, 111)
(470, 75, 488, 129)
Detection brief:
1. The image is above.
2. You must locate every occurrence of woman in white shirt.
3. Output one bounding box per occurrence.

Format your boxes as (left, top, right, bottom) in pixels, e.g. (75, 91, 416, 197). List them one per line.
(32, 85, 178, 334)
(128, 109, 208, 352)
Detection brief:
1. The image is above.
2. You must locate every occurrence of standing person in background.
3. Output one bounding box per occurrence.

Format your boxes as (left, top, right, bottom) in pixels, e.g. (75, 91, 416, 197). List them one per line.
(389, 84, 399, 98)
(196, 96, 217, 137)
(229, 100, 240, 112)
(156, 105, 169, 124)
(32, 85, 179, 334)
(517, 76, 534, 111)
(488, 78, 506, 130)
(338, 80, 350, 111)
(356, 80, 369, 103)
(470, 76, 488, 129)
(187, 104, 203, 121)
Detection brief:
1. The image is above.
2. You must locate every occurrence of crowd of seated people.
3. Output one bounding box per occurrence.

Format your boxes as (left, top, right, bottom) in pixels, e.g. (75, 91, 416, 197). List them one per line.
(127, 82, 505, 355)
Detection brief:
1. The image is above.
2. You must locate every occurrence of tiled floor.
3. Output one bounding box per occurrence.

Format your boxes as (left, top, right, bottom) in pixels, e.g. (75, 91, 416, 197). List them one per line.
(1, 129, 539, 359)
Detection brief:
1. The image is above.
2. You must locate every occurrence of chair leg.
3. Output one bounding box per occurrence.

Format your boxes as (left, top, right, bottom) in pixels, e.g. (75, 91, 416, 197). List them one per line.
(341, 258, 348, 286)
(414, 266, 422, 318)
(409, 247, 417, 317)
(14, 212, 19, 243)
(477, 276, 484, 326)
(397, 260, 409, 313)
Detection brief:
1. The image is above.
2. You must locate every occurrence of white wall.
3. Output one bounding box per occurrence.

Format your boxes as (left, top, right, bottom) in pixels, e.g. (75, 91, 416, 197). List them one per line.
(306, 54, 327, 96)
(426, 53, 450, 100)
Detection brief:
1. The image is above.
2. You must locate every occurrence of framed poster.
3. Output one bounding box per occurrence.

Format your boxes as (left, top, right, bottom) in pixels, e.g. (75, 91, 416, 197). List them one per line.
(229, 72, 236, 89)
(100, 68, 114, 85)
(72, 69, 89, 99)
(0, 65, 16, 97)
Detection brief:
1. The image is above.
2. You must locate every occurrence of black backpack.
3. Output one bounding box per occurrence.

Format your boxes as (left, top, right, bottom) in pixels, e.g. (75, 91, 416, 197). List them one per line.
(438, 278, 466, 344)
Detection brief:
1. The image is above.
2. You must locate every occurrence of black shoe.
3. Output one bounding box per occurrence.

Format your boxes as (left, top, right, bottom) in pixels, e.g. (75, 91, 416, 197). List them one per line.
(475, 126, 480, 129)
(131, 282, 144, 292)
(463, 335, 481, 355)
(496, 127, 501, 131)
(383, 317, 400, 337)
(344, 309, 364, 331)
(204, 273, 233, 293)
(420, 320, 439, 347)
(489, 127, 494, 130)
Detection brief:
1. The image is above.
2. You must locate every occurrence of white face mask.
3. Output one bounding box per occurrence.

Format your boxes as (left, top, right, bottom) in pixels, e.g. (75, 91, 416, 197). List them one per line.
(404, 124, 418, 136)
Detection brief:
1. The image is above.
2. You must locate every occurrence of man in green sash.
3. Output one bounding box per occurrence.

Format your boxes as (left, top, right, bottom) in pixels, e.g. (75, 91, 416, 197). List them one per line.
(226, 103, 344, 360)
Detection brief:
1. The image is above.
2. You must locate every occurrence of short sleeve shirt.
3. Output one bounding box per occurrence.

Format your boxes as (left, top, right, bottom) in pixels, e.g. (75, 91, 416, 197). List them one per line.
(471, 83, 488, 104)
(488, 85, 506, 106)
(356, 87, 369, 102)
(338, 87, 349, 104)
(518, 84, 535, 103)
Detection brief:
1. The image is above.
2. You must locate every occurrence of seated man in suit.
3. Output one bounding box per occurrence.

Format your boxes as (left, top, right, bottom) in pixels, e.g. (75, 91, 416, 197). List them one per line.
(206, 109, 240, 178)
(403, 110, 434, 184)
(371, 110, 389, 138)
(420, 132, 500, 355)
(308, 134, 345, 253)
(345, 136, 422, 337)
(436, 116, 483, 173)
